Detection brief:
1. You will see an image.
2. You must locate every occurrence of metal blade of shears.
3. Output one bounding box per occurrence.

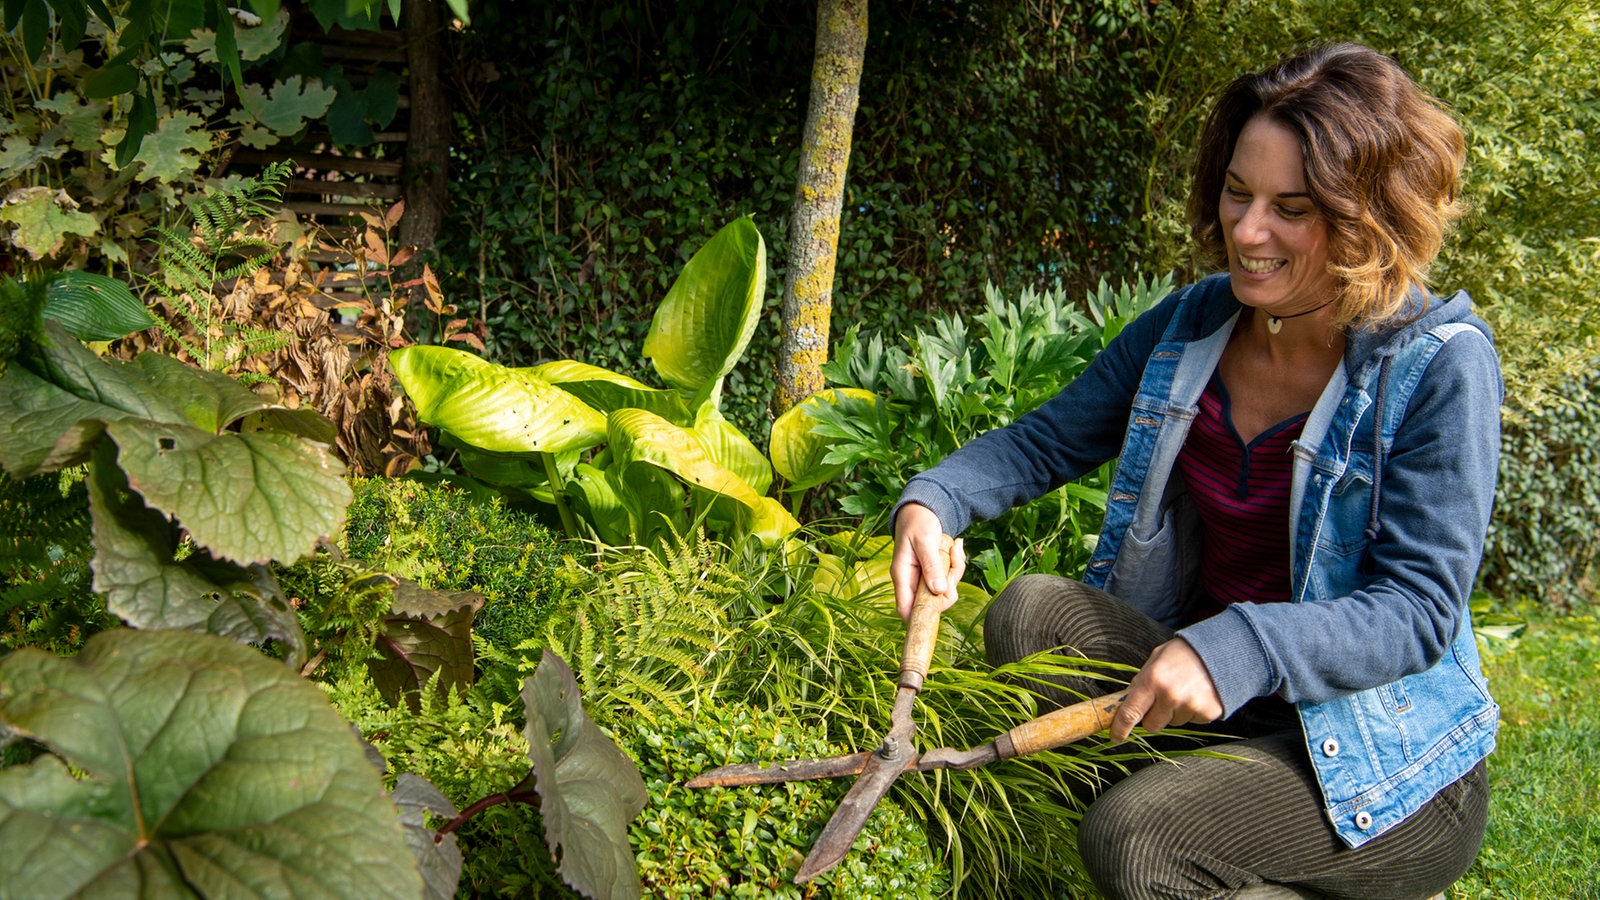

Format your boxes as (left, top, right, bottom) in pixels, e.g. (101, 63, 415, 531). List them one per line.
(793, 688, 920, 883)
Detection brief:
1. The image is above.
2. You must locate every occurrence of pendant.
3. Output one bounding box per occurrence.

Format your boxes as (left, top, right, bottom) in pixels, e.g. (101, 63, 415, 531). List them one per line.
(1267, 316, 1283, 335)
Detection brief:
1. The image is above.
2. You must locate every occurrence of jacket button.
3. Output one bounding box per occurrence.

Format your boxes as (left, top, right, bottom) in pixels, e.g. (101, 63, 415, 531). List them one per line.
(1321, 737, 1340, 757)
(1354, 811, 1373, 830)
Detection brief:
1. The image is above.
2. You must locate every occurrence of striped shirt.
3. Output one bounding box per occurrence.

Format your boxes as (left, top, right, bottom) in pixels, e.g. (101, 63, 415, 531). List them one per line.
(1177, 374, 1307, 620)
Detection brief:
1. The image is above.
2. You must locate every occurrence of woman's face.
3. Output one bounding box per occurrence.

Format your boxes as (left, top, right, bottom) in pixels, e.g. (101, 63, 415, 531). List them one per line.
(1219, 114, 1337, 316)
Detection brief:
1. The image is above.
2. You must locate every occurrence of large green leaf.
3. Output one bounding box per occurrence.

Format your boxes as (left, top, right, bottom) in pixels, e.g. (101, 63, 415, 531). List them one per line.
(608, 408, 755, 504)
(615, 461, 688, 547)
(368, 579, 482, 711)
(127, 352, 311, 434)
(0, 629, 424, 900)
(693, 405, 773, 495)
(108, 418, 349, 567)
(607, 409, 798, 546)
(453, 444, 552, 489)
(566, 462, 629, 546)
(520, 650, 647, 900)
(0, 361, 116, 477)
(44, 271, 157, 341)
(642, 216, 765, 398)
(390, 345, 606, 454)
(534, 359, 693, 424)
(86, 445, 307, 665)
(0, 323, 310, 479)
(769, 388, 880, 490)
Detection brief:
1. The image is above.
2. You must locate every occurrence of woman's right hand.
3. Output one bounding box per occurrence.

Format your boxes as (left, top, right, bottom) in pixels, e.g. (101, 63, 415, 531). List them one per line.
(891, 502, 965, 620)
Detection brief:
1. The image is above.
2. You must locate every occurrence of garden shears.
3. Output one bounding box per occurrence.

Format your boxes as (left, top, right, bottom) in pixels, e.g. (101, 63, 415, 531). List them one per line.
(686, 537, 1128, 882)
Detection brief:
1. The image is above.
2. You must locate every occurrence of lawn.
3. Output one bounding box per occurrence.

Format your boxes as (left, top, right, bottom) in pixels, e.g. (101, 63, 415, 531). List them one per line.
(1453, 608, 1600, 899)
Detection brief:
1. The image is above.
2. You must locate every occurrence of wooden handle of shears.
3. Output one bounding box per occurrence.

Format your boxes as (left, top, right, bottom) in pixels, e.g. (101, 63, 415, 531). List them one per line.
(997, 690, 1129, 759)
(898, 535, 954, 692)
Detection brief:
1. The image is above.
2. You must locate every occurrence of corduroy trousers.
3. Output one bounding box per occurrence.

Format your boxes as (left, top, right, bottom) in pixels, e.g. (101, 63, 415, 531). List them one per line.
(985, 575, 1489, 900)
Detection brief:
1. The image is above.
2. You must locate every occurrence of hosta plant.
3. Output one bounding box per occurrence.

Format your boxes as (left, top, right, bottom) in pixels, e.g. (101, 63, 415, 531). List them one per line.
(391, 216, 800, 550)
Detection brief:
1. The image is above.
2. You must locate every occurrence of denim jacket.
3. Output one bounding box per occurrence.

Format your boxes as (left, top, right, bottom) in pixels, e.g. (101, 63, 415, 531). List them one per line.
(898, 274, 1501, 847)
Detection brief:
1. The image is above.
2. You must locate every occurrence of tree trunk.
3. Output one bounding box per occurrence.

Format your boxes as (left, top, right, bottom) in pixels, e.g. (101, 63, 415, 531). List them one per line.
(775, 0, 867, 415)
(399, 0, 449, 253)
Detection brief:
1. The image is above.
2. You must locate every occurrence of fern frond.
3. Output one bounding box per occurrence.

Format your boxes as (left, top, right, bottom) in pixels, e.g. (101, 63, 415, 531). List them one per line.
(0, 470, 91, 569)
(545, 530, 745, 728)
(611, 670, 689, 722)
(224, 324, 294, 356)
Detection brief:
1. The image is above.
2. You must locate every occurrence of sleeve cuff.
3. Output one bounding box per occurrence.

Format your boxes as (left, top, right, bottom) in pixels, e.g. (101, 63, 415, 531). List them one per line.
(1177, 605, 1277, 717)
(893, 476, 970, 537)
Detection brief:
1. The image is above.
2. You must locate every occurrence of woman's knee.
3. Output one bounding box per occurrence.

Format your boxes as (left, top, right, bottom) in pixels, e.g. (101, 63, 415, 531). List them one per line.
(985, 574, 1080, 665)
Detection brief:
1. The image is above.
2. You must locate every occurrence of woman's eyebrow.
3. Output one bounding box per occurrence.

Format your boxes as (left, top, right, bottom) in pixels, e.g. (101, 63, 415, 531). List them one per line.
(1224, 169, 1311, 199)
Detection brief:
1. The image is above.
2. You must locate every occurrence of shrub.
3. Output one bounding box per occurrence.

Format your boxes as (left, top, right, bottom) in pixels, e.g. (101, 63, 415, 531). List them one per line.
(1480, 364, 1600, 609)
(340, 477, 574, 655)
(623, 703, 944, 898)
(810, 274, 1171, 587)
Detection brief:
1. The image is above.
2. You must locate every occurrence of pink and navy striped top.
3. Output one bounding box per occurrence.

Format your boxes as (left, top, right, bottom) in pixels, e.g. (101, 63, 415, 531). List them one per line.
(1176, 374, 1307, 621)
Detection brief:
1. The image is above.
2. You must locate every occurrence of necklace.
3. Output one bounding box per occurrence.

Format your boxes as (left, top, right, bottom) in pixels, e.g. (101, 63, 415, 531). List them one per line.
(1266, 297, 1337, 334)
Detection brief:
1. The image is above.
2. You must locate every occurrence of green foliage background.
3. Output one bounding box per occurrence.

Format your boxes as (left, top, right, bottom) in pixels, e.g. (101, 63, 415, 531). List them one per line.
(435, 0, 1600, 606)
(436, 0, 1155, 429)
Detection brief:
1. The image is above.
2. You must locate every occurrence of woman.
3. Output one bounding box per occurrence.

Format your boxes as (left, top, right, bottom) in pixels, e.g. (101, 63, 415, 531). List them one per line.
(891, 43, 1499, 899)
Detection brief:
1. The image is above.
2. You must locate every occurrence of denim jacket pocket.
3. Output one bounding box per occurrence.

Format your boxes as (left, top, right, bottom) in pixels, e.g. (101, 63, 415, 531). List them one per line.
(1316, 454, 1375, 557)
(1104, 494, 1198, 627)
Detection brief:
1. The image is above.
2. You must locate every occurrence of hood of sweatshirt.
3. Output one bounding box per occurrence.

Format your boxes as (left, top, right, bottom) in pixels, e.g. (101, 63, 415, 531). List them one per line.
(1342, 285, 1495, 382)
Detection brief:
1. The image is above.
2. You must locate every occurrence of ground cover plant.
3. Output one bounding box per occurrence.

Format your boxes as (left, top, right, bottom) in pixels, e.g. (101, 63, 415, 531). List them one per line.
(1454, 606, 1600, 899)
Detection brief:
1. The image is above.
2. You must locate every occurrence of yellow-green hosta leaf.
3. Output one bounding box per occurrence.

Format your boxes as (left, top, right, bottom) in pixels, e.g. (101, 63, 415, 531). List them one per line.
(770, 388, 879, 489)
(693, 405, 772, 495)
(391, 345, 606, 454)
(0, 630, 424, 900)
(741, 495, 802, 547)
(616, 461, 689, 546)
(607, 409, 798, 545)
(608, 408, 753, 502)
(566, 463, 629, 546)
(454, 445, 552, 489)
(643, 216, 766, 395)
(533, 359, 692, 424)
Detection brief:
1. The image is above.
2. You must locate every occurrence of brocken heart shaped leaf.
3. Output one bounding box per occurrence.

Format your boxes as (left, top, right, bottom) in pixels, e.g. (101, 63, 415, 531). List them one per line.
(368, 580, 483, 711)
(520, 650, 647, 900)
(108, 417, 349, 567)
(0, 629, 424, 899)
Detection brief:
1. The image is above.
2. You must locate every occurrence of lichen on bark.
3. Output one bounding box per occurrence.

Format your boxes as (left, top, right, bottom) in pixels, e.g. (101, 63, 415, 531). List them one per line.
(775, 0, 867, 415)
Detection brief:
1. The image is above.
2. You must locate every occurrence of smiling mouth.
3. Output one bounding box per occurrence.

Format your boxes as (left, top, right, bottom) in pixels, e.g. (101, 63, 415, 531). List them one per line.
(1239, 256, 1285, 275)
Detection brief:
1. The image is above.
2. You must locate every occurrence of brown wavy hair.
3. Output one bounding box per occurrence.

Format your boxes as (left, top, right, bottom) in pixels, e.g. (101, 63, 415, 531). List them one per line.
(1187, 43, 1466, 328)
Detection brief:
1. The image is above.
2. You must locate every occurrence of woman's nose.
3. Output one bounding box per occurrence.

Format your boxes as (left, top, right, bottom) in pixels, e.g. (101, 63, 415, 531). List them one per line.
(1232, 201, 1270, 245)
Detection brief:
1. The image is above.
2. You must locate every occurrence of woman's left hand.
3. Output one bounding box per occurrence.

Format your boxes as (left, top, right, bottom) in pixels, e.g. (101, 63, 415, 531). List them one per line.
(1110, 638, 1225, 742)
